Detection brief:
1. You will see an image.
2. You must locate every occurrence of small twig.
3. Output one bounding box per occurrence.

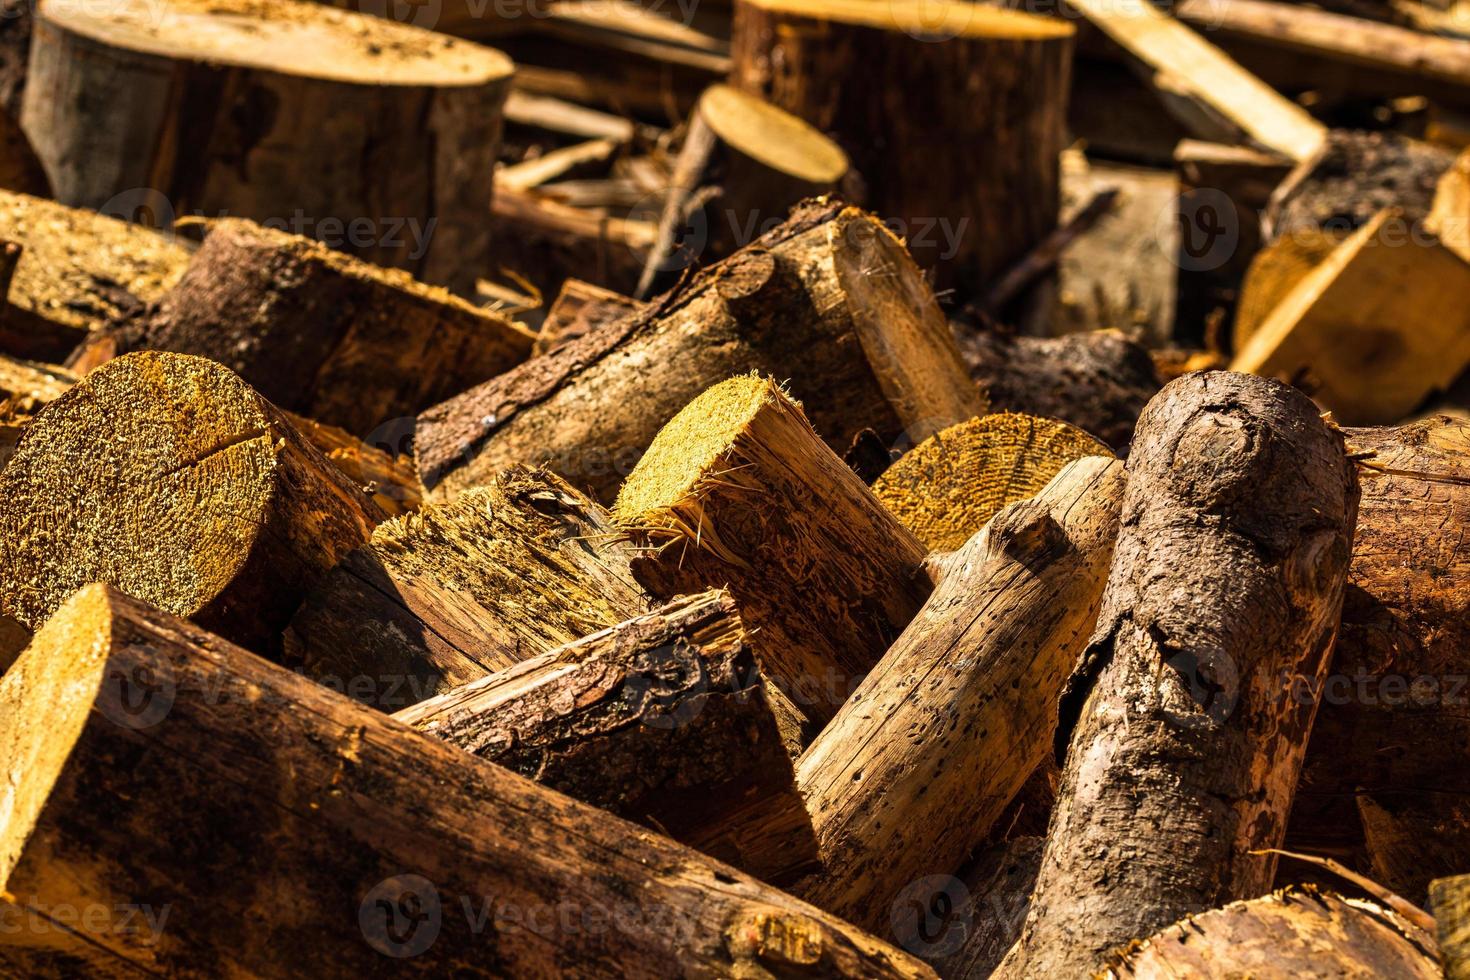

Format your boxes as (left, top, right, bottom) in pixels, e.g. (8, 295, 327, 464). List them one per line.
(1252, 847, 1435, 932)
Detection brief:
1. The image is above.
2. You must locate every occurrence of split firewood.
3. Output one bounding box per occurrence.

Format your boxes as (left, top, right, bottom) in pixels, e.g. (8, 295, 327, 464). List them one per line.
(871, 412, 1113, 551)
(283, 412, 423, 519)
(69, 218, 535, 435)
(534, 277, 642, 354)
(0, 583, 935, 979)
(1287, 416, 1470, 899)
(793, 456, 1126, 929)
(396, 590, 817, 885)
(489, 184, 655, 300)
(286, 465, 651, 710)
(615, 375, 931, 740)
(0, 190, 188, 362)
(416, 199, 983, 503)
(1102, 886, 1441, 978)
(998, 372, 1360, 979)
(22, 0, 514, 292)
(0, 351, 380, 656)
(955, 327, 1160, 452)
(636, 84, 848, 298)
(925, 837, 1044, 980)
(730, 0, 1073, 296)
(1433, 874, 1470, 979)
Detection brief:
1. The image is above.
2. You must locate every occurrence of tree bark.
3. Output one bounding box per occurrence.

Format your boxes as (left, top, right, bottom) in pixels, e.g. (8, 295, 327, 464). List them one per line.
(615, 375, 932, 743)
(0, 583, 937, 980)
(534, 278, 642, 355)
(998, 371, 1360, 979)
(396, 590, 818, 886)
(1286, 416, 1470, 900)
(792, 456, 1125, 930)
(729, 0, 1073, 297)
(871, 412, 1113, 551)
(1102, 887, 1441, 978)
(70, 218, 533, 436)
(636, 84, 847, 298)
(21, 0, 514, 293)
(926, 837, 1044, 980)
(415, 199, 984, 503)
(286, 465, 652, 710)
(282, 411, 423, 520)
(0, 351, 381, 658)
(1433, 874, 1470, 980)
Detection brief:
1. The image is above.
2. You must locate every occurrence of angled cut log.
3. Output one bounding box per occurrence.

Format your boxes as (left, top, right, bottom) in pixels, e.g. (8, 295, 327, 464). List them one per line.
(416, 200, 984, 503)
(999, 372, 1360, 979)
(72, 219, 533, 435)
(871, 412, 1112, 551)
(0, 584, 935, 979)
(0, 351, 380, 657)
(286, 465, 651, 710)
(22, 0, 514, 292)
(1433, 874, 1470, 980)
(396, 591, 817, 885)
(615, 375, 931, 742)
(1103, 887, 1440, 978)
(793, 456, 1126, 930)
(534, 278, 642, 355)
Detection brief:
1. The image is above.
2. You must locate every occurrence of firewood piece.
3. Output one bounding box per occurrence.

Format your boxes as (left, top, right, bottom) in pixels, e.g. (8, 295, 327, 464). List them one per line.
(1232, 208, 1470, 424)
(496, 137, 620, 194)
(80, 218, 534, 435)
(534, 277, 642, 355)
(396, 590, 818, 885)
(999, 371, 1360, 979)
(1287, 417, 1470, 899)
(926, 837, 1044, 980)
(1433, 874, 1470, 980)
(615, 375, 931, 740)
(22, 0, 514, 293)
(503, 89, 661, 143)
(418, 200, 984, 503)
(956, 328, 1159, 452)
(0, 351, 380, 656)
(793, 456, 1126, 928)
(287, 465, 651, 710)
(488, 184, 655, 300)
(636, 84, 848, 298)
(1102, 887, 1441, 978)
(730, 0, 1073, 296)
(283, 412, 422, 519)
(1062, 0, 1325, 160)
(0, 584, 937, 979)
(871, 413, 1113, 552)
(0, 190, 188, 362)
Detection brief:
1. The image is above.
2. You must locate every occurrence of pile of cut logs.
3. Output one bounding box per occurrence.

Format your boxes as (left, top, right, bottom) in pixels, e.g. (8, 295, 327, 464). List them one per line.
(0, 0, 1468, 976)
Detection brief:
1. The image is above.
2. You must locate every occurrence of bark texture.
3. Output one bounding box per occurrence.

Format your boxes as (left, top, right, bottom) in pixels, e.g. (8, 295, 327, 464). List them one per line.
(286, 465, 652, 710)
(615, 375, 931, 742)
(0, 351, 381, 657)
(396, 591, 818, 886)
(283, 411, 423, 520)
(927, 837, 1044, 980)
(999, 371, 1360, 979)
(533, 278, 641, 355)
(415, 199, 984, 503)
(0, 584, 937, 979)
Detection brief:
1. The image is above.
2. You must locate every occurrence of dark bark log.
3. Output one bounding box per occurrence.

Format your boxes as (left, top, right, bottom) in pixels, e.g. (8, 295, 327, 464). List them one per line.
(533, 278, 642, 355)
(0, 584, 936, 979)
(999, 371, 1360, 979)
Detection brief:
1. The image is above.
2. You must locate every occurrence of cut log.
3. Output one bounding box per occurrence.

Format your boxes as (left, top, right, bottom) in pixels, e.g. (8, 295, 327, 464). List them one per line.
(283, 412, 423, 519)
(871, 412, 1113, 551)
(636, 84, 848, 298)
(792, 456, 1126, 929)
(72, 218, 534, 436)
(0, 583, 936, 979)
(489, 183, 655, 300)
(396, 590, 818, 885)
(418, 200, 983, 503)
(1231, 208, 1470, 423)
(534, 277, 642, 355)
(730, 0, 1073, 296)
(615, 375, 931, 741)
(998, 371, 1360, 979)
(0, 351, 381, 656)
(1287, 416, 1470, 899)
(1102, 887, 1441, 978)
(22, 0, 514, 293)
(1433, 874, 1470, 980)
(925, 837, 1044, 980)
(0, 190, 188, 363)
(286, 465, 651, 710)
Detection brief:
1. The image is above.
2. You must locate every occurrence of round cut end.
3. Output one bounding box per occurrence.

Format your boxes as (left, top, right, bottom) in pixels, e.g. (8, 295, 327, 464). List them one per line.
(699, 85, 849, 185)
(614, 374, 784, 523)
(0, 352, 280, 629)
